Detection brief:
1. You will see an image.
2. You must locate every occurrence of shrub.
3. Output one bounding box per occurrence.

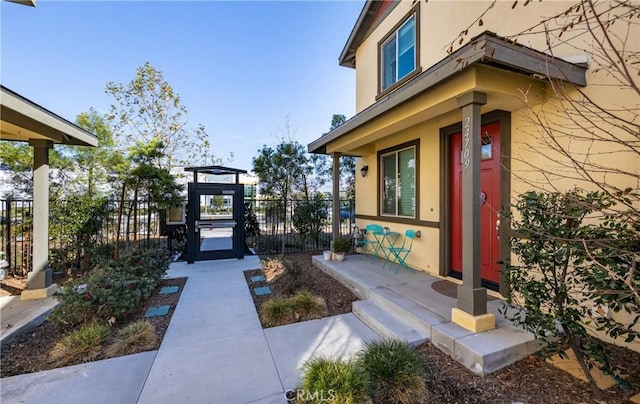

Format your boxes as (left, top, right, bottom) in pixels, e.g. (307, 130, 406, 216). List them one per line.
(299, 356, 370, 404)
(260, 298, 293, 327)
(358, 339, 428, 404)
(332, 238, 351, 254)
(280, 258, 305, 294)
(51, 247, 171, 326)
(105, 319, 158, 358)
(292, 195, 329, 250)
(49, 322, 110, 367)
(261, 256, 286, 282)
(292, 290, 326, 320)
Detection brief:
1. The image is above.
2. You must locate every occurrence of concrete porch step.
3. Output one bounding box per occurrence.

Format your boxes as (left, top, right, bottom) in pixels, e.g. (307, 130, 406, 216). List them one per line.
(369, 287, 447, 339)
(353, 300, 427, 347)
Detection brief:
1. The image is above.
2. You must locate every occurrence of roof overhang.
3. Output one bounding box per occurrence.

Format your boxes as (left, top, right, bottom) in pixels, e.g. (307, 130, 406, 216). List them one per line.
(4, 0, 36, 6)
(339, 1, 401, 68)
(1, 86, 98, 147)
(311, 32, 588, 155)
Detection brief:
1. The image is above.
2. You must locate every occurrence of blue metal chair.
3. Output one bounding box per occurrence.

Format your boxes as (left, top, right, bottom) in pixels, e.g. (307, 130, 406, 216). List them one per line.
(356, 224, 383, 261)
(387, 229, 416, 274)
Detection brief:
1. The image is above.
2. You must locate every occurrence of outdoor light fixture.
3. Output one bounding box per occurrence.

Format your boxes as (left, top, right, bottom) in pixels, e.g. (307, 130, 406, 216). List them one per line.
(360, 165, 369, 177)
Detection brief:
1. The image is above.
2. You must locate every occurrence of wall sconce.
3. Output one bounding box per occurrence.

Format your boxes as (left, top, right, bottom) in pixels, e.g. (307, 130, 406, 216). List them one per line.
(360, 165, 369, 177)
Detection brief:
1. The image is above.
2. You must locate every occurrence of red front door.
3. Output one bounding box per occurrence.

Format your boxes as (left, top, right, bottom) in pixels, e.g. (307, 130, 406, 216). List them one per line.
(450, 121, 501, 288)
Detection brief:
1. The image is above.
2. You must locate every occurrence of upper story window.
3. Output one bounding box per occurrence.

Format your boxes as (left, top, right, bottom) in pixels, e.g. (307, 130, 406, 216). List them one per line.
(380, 13, 417, 92)
(380, 144, 417, 218)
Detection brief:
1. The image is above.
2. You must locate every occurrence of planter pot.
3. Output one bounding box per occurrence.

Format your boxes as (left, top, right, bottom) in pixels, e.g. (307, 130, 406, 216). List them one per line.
(323, 251, 332, 261)
(335, 253, 346, 262)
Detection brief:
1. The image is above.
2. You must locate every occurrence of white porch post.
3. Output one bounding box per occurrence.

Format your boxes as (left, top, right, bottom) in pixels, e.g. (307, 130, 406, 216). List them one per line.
(332, 153, 341, 244)
(22, 140, 56, 300)
(451, 91, 495, 332)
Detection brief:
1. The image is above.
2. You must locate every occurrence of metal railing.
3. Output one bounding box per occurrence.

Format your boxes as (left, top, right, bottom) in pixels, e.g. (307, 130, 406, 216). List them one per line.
(244, 197, 355, 254)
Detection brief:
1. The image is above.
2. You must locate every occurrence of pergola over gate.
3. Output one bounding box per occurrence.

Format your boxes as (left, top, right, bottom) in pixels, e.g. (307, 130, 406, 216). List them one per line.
(184, 166, 246, 263)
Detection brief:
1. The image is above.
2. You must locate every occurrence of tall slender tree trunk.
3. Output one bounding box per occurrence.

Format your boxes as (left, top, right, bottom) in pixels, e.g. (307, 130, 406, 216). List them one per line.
(115, 183, 126, 259)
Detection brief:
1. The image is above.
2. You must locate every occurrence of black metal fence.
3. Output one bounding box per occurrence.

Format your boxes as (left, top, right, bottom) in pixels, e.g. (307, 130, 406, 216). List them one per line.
(0, 197, 355, 277)
(245, 197, 355, 255)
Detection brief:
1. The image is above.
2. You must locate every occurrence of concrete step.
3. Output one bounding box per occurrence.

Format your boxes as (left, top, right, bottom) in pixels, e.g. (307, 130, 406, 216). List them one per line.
(352, 300, 427, 346)
(369, 287, 447, 339)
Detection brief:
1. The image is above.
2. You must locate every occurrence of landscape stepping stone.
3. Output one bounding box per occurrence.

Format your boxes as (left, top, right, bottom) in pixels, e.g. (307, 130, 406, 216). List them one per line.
(253, 286, 272, 296)
(160, 286, 179, 294)
(250, 275, 266, 283)
(145, 305, 171, 318)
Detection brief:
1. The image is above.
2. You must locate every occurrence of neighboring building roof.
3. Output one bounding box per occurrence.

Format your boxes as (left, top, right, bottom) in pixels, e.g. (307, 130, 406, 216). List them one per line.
(4, 0, 36, 6)
(310, 32, 588, 154)
(1, 85, 98, 147)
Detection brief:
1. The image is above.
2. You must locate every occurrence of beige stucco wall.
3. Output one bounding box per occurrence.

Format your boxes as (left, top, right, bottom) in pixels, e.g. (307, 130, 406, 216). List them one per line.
(355, 0, 613, 112)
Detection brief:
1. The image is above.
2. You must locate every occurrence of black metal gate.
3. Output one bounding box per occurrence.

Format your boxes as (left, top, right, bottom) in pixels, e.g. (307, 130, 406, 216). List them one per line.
(185, 166, 246, 263)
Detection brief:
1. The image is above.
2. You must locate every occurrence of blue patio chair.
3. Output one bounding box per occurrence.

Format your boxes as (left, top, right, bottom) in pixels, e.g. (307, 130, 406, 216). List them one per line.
(356, 224, 383, 261)
(387, 229, 416, 274)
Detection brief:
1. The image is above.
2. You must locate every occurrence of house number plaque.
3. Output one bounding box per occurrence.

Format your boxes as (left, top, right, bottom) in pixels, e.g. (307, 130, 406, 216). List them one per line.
(463, 116, 471, 170)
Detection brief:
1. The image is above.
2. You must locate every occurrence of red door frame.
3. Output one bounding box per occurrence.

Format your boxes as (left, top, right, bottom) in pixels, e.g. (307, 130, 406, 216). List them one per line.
(440, 111, 511, 293)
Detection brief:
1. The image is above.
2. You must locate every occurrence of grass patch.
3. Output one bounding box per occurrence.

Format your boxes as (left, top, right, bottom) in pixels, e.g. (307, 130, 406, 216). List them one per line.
(358, 339, 429, 404)
(105, 319, 158, 358)
(291, 290, 326, 320)
(259, 290, 326, 327)
(299, 356, 370, 404)
(49, 322, 111, 367)
(260, 298, 294, 327)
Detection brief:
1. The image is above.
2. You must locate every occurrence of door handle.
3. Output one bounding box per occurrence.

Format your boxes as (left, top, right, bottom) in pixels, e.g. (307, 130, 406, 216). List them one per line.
(495, 219, 500, 240)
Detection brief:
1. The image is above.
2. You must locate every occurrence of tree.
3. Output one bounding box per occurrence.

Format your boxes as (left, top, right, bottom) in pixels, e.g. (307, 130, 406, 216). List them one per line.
(105, 62, 216, 171)
(292, 194, 329, 250)
(502, 189, 638, 399)
(70, 109, 118, 197)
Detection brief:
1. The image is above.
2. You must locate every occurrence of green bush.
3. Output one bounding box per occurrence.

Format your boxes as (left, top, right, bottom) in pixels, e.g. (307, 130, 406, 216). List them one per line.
(51, 247, 171, 326)
(332, 238, 351, 254)
(49, 322, 111, 367)
(299, 357, 370, 404)
(358, 339, 428, 404)
(280, 258, 305, 294)
(293, 195, 329, 250)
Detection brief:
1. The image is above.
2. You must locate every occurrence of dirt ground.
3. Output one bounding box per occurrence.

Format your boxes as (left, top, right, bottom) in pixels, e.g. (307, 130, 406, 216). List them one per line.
(1, 277, 186, 378)
(245, 252, 640, 403)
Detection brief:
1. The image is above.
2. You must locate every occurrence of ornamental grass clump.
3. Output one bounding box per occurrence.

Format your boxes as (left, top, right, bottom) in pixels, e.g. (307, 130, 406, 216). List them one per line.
(49, 322, 111, 367)
(299, 356, 370, 404)
(357, 339, 429, 404)
(105, 319, 158, 358)
(291, 290, 326, 321)
(260, 298, 294, 327)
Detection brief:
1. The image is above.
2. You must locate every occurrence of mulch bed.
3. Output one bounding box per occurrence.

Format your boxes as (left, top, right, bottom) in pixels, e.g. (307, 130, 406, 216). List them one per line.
(0, 277, 186, 378)
(244, 252, 358, 328)
(244, 252, 640, 403)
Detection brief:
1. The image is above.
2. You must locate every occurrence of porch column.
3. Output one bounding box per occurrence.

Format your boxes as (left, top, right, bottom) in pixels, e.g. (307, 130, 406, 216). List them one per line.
(332, 153, 341, 244)
(22, 140, 56, 300)
(451, 92, 495, 332)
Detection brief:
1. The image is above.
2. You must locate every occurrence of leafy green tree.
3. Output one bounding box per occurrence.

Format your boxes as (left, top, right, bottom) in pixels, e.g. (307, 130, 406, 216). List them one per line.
(105, 62, 217, 171)
(502, 189, 639, 400)
(69, 109, 118, 196)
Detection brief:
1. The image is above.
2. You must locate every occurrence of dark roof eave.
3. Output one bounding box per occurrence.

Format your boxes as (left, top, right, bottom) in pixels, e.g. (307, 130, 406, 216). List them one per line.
(310, 32, 587, 154)
(339, 1, 377, 69)
(184, 165, 248, 175)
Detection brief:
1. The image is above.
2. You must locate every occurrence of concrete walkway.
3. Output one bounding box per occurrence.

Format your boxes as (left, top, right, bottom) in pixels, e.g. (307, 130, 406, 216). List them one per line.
(1, 256, 377, 404)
